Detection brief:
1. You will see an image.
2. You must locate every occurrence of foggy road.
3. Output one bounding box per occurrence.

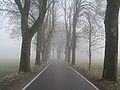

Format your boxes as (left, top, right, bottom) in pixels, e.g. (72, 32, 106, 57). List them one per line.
(22, 61, 99, 90)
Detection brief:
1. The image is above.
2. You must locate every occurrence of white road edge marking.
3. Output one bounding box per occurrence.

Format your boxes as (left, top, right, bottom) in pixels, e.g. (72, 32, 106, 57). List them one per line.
(65, 64, 99, 90)
(22, 63, 51, 90)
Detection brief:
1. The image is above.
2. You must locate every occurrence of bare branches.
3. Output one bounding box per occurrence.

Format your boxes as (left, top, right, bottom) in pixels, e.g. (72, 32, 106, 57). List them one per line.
(0, 8, 19, 13)
(47, 0, 54, 10)
(14, 0, 23, 14)
(30, 0, 47, 35)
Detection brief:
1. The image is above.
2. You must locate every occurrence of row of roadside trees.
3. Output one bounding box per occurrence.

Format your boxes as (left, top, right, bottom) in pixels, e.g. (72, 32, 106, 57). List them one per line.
(61, 0, 120, 81)
(0, 0, 119, 81)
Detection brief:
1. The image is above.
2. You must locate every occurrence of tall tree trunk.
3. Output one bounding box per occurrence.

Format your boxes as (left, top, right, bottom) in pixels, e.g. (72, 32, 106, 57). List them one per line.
(57, 45, 62, 60)
(57, 47, 60, 59)
(68, 30, 71, 63)
(47, 42, 51, 60)
(35, 37, 41, 65)
(65, 42, 68, 62)
(19, 12, 31, 73)
(88, 44, 91, 71)
(71, 0, 79, 65)
(42, 49, 45, 63)
(35, 28, 42, 66)
(43, 45, 48, 63)
(68, 47, 71, 63)
(89, 26, 92, 71)
(102, 0, 119, 81)
(45, 38, 52, 61)
(66, 33, 70, 63)
(52, 45, 55, 59)
(64, 0, 67, 62)
(19, 35, 32, 73)
(41, 25, 46, 64)
(72, 24, 76, 65)
(67, 14, 72, 63)
(42, 44, 47, 64)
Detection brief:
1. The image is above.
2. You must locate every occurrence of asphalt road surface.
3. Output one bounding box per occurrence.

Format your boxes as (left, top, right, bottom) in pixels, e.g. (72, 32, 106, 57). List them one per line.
(23, 61, 99, 90)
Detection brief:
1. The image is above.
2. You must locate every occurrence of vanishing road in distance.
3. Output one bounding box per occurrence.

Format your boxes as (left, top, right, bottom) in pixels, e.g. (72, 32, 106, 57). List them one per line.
(23, 61, 99, 90)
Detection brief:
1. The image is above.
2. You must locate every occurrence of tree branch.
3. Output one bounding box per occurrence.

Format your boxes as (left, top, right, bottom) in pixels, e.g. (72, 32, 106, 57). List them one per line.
(14, 0, 23, 14)
(29, 0, 47, 36)
(0, 8, 19, 13)
(24, 0, 30, 17)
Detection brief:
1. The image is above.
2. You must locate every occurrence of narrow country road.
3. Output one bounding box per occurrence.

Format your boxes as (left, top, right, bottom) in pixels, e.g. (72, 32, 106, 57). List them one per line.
(23, 61, 99, 90)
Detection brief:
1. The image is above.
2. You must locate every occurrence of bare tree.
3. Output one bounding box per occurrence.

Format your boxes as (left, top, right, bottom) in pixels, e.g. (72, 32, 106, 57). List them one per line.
(14, 0, 47, 73)
(35, 0, 56, 63)
(0, 0, 48, 72)
(54, 27, 66, 60)
(35, 0, 50, 65)
(72, 0, 86, 65)
(43, 0, 56, 63)
(62, 0, 72, 63)
(80, 11, 104, 70)
(35, 25, 43, 65)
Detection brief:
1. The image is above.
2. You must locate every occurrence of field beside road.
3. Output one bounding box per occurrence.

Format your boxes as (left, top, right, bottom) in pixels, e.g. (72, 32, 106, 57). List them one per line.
(77, 60, 120, 81)
(0, 60, 19, 81)
(0, 59, 35, 81)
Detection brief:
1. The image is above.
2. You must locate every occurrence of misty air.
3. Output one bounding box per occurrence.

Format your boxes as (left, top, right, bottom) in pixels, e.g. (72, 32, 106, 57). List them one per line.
(0, 0, 120, 90)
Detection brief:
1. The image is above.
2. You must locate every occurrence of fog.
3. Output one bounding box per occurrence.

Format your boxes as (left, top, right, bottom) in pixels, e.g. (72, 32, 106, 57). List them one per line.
(0, 10, 120, 67)
(0, 26, 119, 64)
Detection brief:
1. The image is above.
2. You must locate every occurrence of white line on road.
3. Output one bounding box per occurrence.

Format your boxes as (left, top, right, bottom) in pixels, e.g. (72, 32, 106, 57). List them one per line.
(65, 64, 99, 90)
(22, 63, 51, 90)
